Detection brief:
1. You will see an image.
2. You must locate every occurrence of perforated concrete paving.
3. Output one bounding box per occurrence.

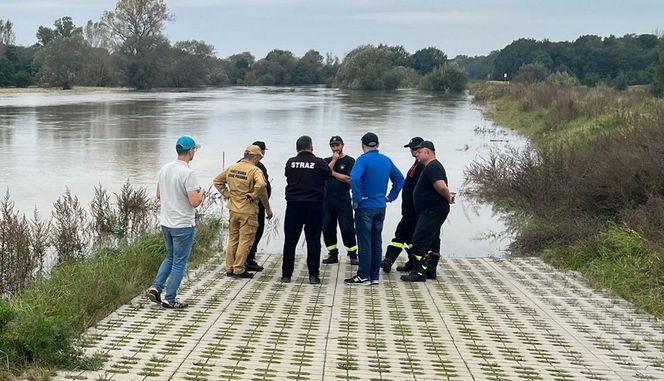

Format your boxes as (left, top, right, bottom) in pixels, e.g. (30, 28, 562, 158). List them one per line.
(55, 254, 664, 381)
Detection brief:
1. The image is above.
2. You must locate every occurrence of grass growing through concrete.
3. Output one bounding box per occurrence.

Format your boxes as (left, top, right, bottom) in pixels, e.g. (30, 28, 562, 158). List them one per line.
(467, 81, 664, 317)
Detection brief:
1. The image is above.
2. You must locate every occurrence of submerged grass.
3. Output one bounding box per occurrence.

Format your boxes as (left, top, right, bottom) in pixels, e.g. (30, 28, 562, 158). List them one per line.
(468, 81, 664, 318)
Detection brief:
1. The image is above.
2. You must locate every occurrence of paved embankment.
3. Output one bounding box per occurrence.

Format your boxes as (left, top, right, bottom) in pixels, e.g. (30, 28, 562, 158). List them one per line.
(55, 254, 664, 380)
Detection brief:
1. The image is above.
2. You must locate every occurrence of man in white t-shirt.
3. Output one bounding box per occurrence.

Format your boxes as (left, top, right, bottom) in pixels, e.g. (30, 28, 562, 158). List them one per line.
(147, 135, 206, 309)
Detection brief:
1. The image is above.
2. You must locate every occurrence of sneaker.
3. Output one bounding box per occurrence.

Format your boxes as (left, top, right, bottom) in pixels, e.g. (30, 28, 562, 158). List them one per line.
(309, 275, 321, 284)
(280, 276, 291, 283)
(234, 271, 254, 279)
(349, 253, 359, 266)
(400, 271, 426, 282)
(344, 275, 369, 285)
(162, 299, 188, 309)
(147, 287, 161, 304)
(245, 261, 264, 272)
(380, 258, 393, 273)
(322, 254, 338, 264)
(370, 279, 379, 285)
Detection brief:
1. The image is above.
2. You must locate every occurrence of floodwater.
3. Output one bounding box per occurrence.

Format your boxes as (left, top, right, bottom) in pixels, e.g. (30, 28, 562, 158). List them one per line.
(0, 87, 522, 258)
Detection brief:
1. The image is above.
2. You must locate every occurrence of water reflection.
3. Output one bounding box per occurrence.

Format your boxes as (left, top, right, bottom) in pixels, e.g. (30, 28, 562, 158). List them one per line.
(0, 87, 524, 258)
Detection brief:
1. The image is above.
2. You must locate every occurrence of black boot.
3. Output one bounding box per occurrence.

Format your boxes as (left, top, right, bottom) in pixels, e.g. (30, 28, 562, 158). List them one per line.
(322, 252, 339, 264)
(400, 271, 426, 282)
(348, 251, 359, 265)
(396, 259, 415, 272)
(380, 257, 393, 273)
(426, 254, 440, 280)
(382, 244, 402, 273)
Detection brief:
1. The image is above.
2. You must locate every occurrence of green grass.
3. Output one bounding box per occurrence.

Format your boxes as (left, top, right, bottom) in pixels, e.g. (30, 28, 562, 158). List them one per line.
(470, 81, 664, 318)
(0, 217, 222, 379)
(543, 226, 664, 316)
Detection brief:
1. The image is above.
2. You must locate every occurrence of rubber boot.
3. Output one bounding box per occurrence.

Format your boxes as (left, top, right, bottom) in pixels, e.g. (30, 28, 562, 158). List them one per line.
(382, 244, 402, 273)
(322, 252, 339, 264)
(400, 252, 429, 282)
(348, 251, 359, 265)
(426, 254, 440, 280)
(396, 247, 416, 272)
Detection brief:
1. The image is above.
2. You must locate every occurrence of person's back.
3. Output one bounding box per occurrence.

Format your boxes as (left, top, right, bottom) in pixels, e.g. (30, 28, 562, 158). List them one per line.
(346, 132, 403, 286)
(281, 135, 330, 285)
(148, 135, 204, 309)
(159, 160, 199, 228)
(352, 150, 401, 209)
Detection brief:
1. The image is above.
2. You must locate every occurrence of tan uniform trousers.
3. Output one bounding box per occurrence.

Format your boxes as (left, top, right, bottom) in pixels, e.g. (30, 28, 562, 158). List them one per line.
(226, 211, 259, 274)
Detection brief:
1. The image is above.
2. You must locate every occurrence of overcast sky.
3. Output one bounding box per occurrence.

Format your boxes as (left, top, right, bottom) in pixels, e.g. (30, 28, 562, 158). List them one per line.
(1, 0, 662, 59)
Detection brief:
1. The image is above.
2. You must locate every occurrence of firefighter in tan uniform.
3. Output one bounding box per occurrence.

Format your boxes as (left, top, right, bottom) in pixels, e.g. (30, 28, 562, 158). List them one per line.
(214, 145, 273, 278)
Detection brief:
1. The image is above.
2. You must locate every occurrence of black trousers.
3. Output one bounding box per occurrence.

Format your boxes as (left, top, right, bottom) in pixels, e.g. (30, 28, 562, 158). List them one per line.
(282, 201, 324, 277)
(410, 207, 449, 259)
(246, 203, 265, 263)
(385, 212, 418, 262)
(322, 195, 357, 255)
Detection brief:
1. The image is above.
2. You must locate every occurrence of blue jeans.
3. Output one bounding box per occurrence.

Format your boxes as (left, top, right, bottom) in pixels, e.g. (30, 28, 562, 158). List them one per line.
(354, 208, 385, 280)
(152, 226, 195, 302)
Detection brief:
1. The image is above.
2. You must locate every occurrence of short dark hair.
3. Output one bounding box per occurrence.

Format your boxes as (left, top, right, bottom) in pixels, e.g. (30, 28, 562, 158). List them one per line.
(296, 135, 313, 152)
(176, 147, 190, 155)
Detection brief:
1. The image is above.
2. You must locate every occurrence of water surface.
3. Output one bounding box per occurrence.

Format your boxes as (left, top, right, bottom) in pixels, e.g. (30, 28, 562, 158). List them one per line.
(0, 87, 521, 257)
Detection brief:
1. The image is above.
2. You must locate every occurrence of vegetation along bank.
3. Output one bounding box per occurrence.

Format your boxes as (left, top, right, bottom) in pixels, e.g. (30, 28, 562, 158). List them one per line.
(466, 80, 664, 318)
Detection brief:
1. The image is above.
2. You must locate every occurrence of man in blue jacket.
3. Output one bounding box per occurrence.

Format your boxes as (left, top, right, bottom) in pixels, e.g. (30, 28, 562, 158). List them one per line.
(345, 132, 404, 285)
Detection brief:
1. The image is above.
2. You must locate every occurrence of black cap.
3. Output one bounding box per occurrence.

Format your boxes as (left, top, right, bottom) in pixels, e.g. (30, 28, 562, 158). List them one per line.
(252, 141, 267, 151)
(404, 136, 424, 149)
(413, 140, 435, 151)
(329, 135, 344, 145)
(361, 132, 379, 147)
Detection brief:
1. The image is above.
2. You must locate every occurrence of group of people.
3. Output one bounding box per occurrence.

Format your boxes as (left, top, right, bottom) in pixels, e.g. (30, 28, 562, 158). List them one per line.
(147, 132, 455, 309)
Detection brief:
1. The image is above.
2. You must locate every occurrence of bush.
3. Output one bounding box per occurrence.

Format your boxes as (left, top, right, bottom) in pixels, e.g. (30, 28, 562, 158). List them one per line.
(546, 71, 580, 87)
(336, 45, 414, 90)
(418, 63, 468, 93)
(512, 62, 550, 83)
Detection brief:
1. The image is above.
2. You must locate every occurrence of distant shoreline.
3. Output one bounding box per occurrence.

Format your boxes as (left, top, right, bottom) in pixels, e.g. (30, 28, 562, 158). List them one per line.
(0, 86, 132, 94)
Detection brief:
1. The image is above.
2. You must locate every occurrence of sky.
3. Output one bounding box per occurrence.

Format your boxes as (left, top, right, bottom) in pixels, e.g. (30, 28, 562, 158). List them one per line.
(1, 0, 663, 59)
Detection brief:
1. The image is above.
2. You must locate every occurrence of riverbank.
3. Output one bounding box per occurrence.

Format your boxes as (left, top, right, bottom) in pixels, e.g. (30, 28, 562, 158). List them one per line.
(0, 217, 222, 380)
(0, 86, 132, 94)
(467, 81, 664, 317)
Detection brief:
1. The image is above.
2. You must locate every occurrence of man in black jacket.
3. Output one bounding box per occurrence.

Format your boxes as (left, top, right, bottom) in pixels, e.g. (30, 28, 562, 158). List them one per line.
(322, 136, 359, 265)
(282, 136, 331, 284)
(245, 141, 271, 272)
(380, 137, 424, 274)
(401, 140, 456, 282)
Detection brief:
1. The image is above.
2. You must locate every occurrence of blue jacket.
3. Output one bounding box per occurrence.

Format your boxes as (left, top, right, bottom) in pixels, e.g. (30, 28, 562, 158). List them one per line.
(350, 149, 404, 209)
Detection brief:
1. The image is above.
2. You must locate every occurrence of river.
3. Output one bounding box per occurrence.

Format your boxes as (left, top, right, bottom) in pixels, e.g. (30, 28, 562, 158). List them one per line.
(0, 87, 521, 258)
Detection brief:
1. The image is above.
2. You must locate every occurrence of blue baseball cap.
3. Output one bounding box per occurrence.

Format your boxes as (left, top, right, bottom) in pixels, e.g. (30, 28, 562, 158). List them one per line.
(176, 135, 200, 151)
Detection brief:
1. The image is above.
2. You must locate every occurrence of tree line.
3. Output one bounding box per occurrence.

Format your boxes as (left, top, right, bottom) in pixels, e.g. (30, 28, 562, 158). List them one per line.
(0, 0, 466, 93)
(1, 0, 662, 95)
(454, 34, 664, 94)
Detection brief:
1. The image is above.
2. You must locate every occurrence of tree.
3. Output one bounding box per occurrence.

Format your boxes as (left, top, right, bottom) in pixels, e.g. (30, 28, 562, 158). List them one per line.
(36, 37, 88, 89)
(411, 47, 447, 75)
(101, 0, 173, 56)
(167, 40, 215, 87)
(653, 38, 664, 97)
(512, 62, 550, 83)
(419, 63, 468, 93)
(101, 0, 173, 88)
(84, 20, 111, 49)
(336, 45, 414, 90)
(0, 19, 16, 45)
(36, 17, 83, 46)
(223, 52, 254, 85)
